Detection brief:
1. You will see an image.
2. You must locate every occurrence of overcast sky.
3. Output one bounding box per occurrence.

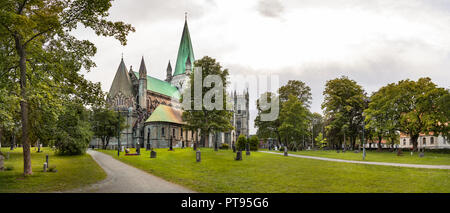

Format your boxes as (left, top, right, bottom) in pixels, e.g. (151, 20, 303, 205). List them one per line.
(74, 0, 450, 135)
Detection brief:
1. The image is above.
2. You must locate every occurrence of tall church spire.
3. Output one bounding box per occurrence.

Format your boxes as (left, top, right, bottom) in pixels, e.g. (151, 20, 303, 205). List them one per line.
(173, 16, 195, 76)
(139, 56, 147, 79)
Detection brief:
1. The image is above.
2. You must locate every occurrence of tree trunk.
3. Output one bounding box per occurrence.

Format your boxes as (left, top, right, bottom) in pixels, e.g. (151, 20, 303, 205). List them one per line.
(377, 135, 382, 152)
(15, 36, 32, 176)
(411, 134, 419, 152)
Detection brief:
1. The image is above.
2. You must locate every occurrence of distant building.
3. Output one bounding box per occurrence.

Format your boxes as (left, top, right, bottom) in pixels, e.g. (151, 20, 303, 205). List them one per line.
(399, 133, 449, 149)
(91, 17, 249, 149)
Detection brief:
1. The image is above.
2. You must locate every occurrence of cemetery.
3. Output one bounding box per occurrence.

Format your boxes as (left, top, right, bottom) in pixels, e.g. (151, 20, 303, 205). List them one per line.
(97, 148, 450, 193)
(0, 147, 106, 193)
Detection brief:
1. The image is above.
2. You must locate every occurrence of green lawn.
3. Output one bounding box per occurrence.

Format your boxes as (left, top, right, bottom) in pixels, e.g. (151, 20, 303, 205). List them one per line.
(0, 147, 106, 193)
(268, 149, 450, 165)
(99, 148, 450, 193)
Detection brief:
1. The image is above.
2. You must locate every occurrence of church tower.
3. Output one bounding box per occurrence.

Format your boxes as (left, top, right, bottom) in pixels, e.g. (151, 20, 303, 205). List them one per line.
(170, 16, 195, 91)
(165, 61, 172, 82)
(138, 56, 147, 110)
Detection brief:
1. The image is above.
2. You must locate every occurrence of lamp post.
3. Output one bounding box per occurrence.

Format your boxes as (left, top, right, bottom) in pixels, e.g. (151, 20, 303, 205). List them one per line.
(127, 107, 132, 148)
(362, 118, 366, 160)
(117, 108, 121, 157)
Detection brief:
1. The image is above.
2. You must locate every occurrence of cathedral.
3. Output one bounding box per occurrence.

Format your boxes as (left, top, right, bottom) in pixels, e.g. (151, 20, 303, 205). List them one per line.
(93, 18, 249, 149)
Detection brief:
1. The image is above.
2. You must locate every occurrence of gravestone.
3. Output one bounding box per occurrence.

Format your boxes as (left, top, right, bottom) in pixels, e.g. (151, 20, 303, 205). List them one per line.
(193, 142, 197, 151)
(235, 151, 242, 161)
(136, 143, 141, 155)
(246, 143, 250, 156)
(0, 155, 4, 171)
(232, 144, 236, 153)
(150, 150, 157, 158)
(121, 146, 125, 152)
(43, 162, 47, 172)
(336, 149, 340, 153)
(397, 148, 403, 156)
(46, 154, 49, 168)
(169, 137, 173, 151)
(196, 150, 201, 162)
(284, 146, 288, 156)
(419, 152, 424, 158)
(37, 142, 41, 153)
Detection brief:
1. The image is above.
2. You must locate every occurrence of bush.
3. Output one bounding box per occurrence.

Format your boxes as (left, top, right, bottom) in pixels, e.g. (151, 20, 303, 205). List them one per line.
(248, 135, 259, 151)
(236, 135, 247, 151)
(220, 143, 229, 150)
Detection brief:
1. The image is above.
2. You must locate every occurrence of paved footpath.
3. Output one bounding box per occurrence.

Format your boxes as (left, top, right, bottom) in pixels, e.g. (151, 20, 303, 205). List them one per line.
(260, 151, 450, 170)
(65, 149, 195, 193)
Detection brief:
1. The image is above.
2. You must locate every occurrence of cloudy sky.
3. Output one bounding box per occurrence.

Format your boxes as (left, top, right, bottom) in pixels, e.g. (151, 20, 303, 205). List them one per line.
(74, 0, 450, 135)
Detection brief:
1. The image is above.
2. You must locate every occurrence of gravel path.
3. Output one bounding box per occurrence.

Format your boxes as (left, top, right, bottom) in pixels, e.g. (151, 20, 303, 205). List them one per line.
(260, 151, 450, 170)
(66, 149, 195, 193)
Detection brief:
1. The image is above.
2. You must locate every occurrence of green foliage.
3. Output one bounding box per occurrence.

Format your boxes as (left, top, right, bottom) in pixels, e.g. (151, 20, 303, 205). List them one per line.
(182, 56, 234, 144)
(248, 135, 259, 151)
(255, 92, 280, 140)
(315, 133, 327, 149)
(278, 80, 312, 108)
(54, 102, 92, 155)
(322, 76, 367, 149)
(220, 143, 229, 150)
(91, 107, 127, 149)
(279, 95, 310, 147)
(236, 135, 247, 151)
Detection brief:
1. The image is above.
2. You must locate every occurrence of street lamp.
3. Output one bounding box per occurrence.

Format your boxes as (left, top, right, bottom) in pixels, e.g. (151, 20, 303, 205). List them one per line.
(127, 107, 133, 148)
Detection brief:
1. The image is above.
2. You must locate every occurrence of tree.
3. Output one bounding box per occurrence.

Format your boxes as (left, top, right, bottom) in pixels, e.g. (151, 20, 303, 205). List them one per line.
(248, 135, 259, 151)
(315, 133, 327, 149)
(310, 112, 324, 148)
(279, 95, 310, 150)
(181, 56, 233, 149)
(278, 80, 312, 108)
(0, 0, 134, 175)
(54, 101, 92, 155)
(254, 92, 281, 145)
(322, 76, 367, 150)
(236, 134, 247, 151)
(91, 106, 127, 149)
(368, 78, 449, 151)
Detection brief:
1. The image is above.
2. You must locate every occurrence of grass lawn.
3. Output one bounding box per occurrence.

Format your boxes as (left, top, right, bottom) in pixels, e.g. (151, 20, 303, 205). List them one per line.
(0, 147, 106, 193)
(99, 148, 450, 193)
(268, 149, 450, 165)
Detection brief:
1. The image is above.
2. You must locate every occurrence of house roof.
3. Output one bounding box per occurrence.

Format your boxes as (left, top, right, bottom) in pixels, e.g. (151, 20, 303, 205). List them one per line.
(145, 104, 185, 125)
(173, 20, 195, 76)
(109, 58, 134, 98)
(133, 72, 180, 99)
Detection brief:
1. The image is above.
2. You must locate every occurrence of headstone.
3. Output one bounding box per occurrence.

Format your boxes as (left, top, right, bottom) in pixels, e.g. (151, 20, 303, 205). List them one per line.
(169, 137, 173, 151)
(235, 150, 242, 161)
(136, 143, 140, 155)
(232, 144, 236, 153)
(0, 155, 4, 171)
(43, 162, 47, 172)
(46, 154, 49, 168)
(245, 143, 250, 155)
(284, 146, 288, 156)
(37, 143, 41, 153)
(336, 149, 340, 153)
(196, 150, 201, 162)
(419, 152, 424, 158)
(397, 148, 403, 156)
(121, 146, 125, 152)
(150, 150, 157, 158)
(193, 142, 197, 151)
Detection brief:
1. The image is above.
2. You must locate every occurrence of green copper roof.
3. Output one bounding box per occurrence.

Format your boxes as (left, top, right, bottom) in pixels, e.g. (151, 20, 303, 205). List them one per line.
(173, 20, 195, 76)
(133, 72, 180, 99)
(145, 104, 185, 124)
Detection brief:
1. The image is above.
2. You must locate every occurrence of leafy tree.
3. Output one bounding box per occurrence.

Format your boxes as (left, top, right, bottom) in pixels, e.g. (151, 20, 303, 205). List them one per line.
(248, 135, 259, 151)
(0, 0, 134, 175)
(368, 78, 449, 151)
(278, 80, 312, 108)
(182, 56, 233, 150)
(54, 101, 92, 155)
(254, 92, 281, 145)
(310, 112, 324, 148)
(315, 133, 327, 149)
(91, 106, 127, 149)
(236, 134, 247, 151)
(322, 76, 367, 150)
(279, 95, 310, 150)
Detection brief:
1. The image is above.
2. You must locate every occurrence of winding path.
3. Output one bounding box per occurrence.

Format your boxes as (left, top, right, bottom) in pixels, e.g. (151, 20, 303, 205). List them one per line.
(66, 149, 195, 193)
(260, 151, 450, 170)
